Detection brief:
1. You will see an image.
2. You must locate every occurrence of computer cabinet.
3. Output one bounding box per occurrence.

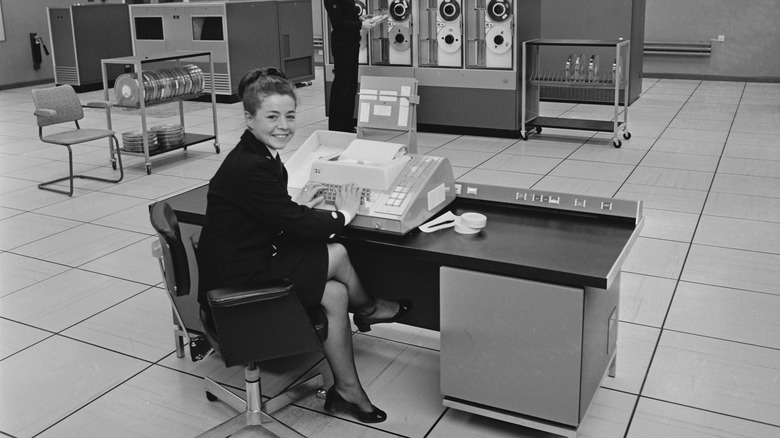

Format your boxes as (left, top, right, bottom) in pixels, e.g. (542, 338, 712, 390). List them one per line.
(47, 4, 133, 92)
(130, 0, 314, 100)
(322, 0, 542, 136)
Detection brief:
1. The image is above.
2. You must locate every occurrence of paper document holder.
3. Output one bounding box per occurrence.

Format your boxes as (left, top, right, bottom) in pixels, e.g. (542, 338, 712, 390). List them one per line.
(356, 75, 419, 153)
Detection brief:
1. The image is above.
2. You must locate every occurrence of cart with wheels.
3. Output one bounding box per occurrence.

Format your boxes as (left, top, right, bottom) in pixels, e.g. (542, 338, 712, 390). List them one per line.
(101, 50, 220, 174)
(520, 39, 630, 148)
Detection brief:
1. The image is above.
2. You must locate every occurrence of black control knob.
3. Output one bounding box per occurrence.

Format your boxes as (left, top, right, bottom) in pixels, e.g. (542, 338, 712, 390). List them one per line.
(395, 33, 406, 44)
(494, 35, 504, 46)
(444, 34, 455, 45)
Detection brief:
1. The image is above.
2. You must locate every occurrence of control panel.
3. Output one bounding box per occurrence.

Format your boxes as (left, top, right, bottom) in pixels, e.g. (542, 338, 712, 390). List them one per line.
(455, 182, 642, 222)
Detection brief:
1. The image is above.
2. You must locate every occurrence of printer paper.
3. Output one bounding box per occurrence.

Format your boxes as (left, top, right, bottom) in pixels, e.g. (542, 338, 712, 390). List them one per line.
(340, 139, 407, 164)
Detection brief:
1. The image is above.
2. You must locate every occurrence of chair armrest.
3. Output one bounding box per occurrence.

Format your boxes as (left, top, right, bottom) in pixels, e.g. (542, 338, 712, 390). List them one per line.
(34, 109, 56, 118)
(83, 101, 114, 109)
(207, 279, 295, 308)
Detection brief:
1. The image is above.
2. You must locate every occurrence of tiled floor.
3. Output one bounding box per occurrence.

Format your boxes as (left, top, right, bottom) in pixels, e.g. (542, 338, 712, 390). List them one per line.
(1, 70, 780, 438)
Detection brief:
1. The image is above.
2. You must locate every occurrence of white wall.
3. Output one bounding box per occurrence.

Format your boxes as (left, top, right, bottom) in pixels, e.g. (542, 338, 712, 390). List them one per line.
(643, 0, 780, 80)
(0, 0, 124, 89)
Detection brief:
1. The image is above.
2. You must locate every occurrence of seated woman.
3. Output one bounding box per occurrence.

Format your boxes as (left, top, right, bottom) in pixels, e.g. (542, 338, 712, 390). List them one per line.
(195, 67, 412, 423)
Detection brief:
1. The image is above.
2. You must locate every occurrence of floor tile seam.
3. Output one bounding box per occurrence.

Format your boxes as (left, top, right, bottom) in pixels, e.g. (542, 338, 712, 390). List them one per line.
(2, 243, 159, 288)
(30, 360, 157, 438)
(422, 407, 450, 438)
(713, 168, 780, 180)
(614, 319, 664, 332)
(38, 278, 159, 341)
(631, 163, 716, 175)
(522, 136, 595, 191)
(626, 162, 720, 174)
(353, 332, 441, 353)
(0, 316, 58, 362)
(17, 195, 154, 225)
(631, 396, 780, 430)
(686, 240, 780, 258)
(620, 80, 716, 435)
(672, 278, 780, 300)
(698, 211, 780, 227)
(655, 328, 780, 356)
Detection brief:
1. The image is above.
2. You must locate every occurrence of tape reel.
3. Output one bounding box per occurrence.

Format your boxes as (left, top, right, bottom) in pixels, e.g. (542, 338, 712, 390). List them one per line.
(487, 0, 512, 22)
(389, 25, 411, 51)
(389, 0, 411, 21)
(438, 24, 462, 53)
(486, 25, 512, 54)
(439, 0, 461, 22)
(354, 0, 367, 16)
(588, 54, 600, 82)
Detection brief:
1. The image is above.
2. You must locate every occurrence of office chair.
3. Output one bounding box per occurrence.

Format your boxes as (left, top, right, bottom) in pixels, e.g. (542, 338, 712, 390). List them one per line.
(150, 201, 327, 438)
(31, 84, 123, 196)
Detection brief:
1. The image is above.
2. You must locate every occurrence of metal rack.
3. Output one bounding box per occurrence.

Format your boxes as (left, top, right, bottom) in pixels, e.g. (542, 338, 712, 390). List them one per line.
(100, 50, 220, 174)
(521, 39, 631, 148)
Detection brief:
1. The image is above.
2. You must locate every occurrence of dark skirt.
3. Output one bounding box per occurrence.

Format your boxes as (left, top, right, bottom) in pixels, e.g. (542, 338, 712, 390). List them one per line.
(250, 243, 329, 308)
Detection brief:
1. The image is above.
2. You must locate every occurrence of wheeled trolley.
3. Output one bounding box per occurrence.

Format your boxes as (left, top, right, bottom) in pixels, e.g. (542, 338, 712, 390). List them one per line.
(101, 50, 220, 174)
(521, 39, 630, 148)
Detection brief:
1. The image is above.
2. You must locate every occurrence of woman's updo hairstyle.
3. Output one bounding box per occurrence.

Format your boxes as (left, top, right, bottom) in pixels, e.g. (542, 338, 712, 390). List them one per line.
(238, 67, 298, 115)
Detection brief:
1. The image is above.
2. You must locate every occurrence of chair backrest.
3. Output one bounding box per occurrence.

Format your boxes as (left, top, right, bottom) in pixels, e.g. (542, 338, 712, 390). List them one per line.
(149, 201, 191, 297)
(31, 85, 84, 127)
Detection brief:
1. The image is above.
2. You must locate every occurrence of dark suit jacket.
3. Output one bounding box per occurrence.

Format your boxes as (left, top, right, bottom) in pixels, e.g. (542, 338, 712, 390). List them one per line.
(324, 0, 362, 45)
(196, 130, 345, 308)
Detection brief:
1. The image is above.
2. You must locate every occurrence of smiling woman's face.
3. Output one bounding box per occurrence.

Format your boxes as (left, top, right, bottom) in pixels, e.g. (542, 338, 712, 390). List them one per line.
(245, 93, 297, 151)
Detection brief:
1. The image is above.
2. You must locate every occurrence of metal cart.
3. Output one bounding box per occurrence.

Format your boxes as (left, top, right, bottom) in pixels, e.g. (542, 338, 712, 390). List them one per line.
(100, 50, 220, 174)
(521, 39, 631, 148)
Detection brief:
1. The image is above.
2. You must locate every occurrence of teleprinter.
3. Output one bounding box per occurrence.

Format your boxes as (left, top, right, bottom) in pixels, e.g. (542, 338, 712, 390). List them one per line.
(285, 130, 455, 234)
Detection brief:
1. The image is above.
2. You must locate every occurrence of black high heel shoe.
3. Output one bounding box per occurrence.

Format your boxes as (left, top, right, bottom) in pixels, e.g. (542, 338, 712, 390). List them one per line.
(353, 299, 413, 333)
(323, 386, 387, 423)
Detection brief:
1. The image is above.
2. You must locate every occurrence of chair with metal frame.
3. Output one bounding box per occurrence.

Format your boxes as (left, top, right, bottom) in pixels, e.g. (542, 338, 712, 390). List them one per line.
(150, 201, 327, 438)
(31, 84, 123, 196)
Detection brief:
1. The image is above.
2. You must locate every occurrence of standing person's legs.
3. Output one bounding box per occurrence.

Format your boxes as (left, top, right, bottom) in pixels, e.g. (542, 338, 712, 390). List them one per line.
(329, 42, 359, 132)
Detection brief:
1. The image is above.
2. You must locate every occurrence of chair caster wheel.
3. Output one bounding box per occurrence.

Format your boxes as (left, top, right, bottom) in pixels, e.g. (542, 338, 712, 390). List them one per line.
(316, 388, 328, 400)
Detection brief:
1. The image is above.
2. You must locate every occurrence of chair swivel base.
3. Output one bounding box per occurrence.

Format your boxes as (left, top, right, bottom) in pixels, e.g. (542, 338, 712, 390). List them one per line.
(197, 370, 325, 438)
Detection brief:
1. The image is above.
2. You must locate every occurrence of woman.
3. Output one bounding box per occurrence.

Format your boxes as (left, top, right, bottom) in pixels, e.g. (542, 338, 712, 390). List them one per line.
(196, 67, 411, 423)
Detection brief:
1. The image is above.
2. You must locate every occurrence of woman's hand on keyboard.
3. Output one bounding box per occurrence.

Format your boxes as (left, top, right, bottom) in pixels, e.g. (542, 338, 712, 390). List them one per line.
(335, 182, 361, 218)
(295, 182, 325, 208)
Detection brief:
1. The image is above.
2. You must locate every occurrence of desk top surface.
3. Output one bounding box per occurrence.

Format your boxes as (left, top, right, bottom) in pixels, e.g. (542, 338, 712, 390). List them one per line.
(164, 184, 638, 289)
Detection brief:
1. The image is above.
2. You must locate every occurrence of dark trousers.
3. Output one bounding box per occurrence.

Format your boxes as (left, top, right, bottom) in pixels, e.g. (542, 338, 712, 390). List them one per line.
(329, 41, 360, 132)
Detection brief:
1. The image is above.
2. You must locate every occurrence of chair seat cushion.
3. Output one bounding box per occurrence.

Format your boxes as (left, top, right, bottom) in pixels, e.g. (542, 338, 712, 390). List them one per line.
(42, 128, 115, 145)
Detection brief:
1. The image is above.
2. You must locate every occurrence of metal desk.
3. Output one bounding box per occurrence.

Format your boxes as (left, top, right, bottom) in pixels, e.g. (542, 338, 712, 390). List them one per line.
(159, 182, 642, 437)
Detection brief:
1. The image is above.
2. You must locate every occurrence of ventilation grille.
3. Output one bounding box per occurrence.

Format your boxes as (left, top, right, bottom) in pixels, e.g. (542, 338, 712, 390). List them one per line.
(202, 73, 231, 95)
(55, 66, 79, 85)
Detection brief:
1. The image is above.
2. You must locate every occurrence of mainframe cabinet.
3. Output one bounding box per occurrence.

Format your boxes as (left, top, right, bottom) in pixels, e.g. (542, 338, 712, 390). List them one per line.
(48, 3, 133, 91)
(130, 0, 314, 100)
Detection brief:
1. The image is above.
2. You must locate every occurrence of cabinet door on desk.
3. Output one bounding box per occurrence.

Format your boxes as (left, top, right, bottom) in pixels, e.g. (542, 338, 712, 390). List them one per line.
(440, 266, 584, 427)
